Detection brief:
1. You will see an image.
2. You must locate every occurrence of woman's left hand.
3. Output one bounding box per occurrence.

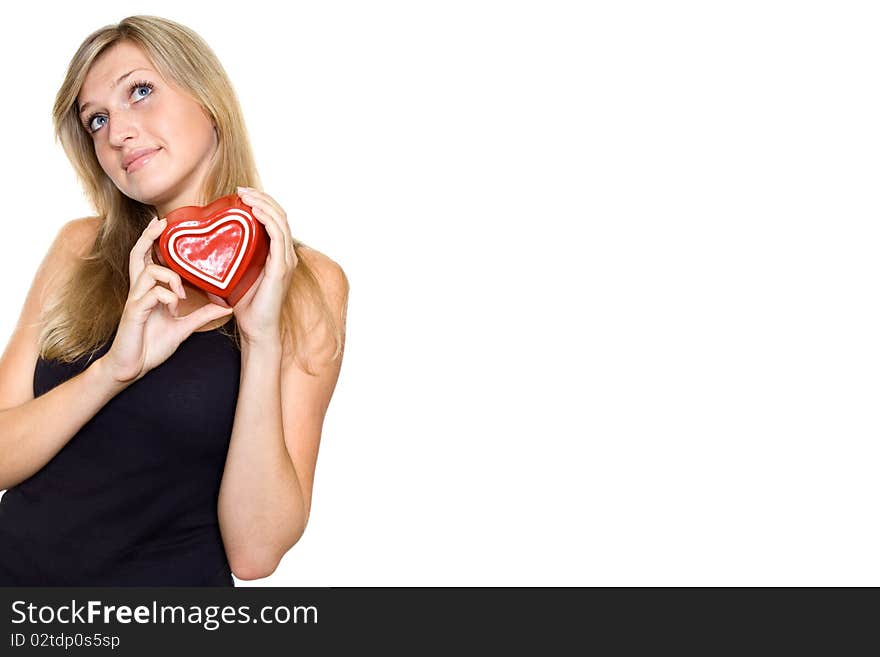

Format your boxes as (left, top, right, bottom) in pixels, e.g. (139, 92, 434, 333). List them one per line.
(211, 186, 298, 347)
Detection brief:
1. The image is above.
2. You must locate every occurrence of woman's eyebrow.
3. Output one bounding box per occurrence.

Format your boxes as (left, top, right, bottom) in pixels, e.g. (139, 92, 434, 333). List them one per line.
(78, 68, 154, 116)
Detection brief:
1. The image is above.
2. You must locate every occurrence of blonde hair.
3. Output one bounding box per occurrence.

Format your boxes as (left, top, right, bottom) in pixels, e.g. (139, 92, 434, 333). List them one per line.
(43, 15, 347, 375)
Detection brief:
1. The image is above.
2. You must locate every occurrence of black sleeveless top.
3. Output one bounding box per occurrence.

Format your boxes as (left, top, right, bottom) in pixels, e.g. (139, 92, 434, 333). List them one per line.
(0, 323, 240, 586)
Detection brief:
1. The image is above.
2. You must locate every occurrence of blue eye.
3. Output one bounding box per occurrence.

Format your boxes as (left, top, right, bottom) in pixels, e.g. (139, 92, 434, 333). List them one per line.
(82, 80, 154, 134)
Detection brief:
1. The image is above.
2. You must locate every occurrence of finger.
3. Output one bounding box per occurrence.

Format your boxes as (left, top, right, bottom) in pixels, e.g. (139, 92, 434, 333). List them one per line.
(144, 235, 158, 269)
(143, 244, 154, 270)
(238, 188, 283, 215)
(129, 217, 167, 287)
(181, 303, 235, 334)
(240, 190, 294, 244)
(130, 263, 187, 303)
(131, 217, 157, 284)
(250, 204, 288, 277)
(130, 286, 180, 320)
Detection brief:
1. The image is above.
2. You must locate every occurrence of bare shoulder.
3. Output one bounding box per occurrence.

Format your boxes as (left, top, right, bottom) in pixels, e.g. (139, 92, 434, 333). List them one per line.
(58, 216, 101, 258)
(287, 245, 348, 362)
(0, 216, 102, 412)
(296, 245, 346, 283)
(39, 216, 100, 283)
(295, 245, 349, 307)
(69, 215, 101, 234)
(32, 216, 102, 310)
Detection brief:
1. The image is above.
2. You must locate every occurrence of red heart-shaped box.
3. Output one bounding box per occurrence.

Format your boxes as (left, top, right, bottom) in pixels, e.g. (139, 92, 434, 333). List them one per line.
(153, 193, 270, 306)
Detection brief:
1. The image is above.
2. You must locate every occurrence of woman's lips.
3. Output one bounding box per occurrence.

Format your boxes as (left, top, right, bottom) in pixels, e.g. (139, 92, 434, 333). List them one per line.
(126, 148, 161, 173)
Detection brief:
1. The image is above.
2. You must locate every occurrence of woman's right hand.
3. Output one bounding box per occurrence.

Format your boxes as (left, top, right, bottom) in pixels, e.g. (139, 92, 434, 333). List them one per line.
(101, 217, 235, 384)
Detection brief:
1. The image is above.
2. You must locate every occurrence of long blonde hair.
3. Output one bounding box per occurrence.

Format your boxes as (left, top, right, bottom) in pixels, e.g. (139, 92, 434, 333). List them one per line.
(42, 15, 346, 375)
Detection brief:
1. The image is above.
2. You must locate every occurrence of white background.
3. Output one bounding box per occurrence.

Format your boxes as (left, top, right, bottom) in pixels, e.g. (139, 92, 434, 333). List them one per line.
(1, 1, 878, 586)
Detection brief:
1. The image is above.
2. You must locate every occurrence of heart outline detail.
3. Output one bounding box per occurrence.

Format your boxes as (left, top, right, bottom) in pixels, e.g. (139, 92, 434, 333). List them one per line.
(167, 210, 252, 290)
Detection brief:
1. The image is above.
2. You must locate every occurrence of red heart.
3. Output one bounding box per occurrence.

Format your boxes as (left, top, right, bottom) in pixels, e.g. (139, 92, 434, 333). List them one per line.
(153, 193, 269, 306)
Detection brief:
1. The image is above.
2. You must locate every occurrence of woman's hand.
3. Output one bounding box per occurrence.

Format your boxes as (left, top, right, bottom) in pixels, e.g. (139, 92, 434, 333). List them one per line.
(101, 217, 235, 384)
(211, 186, 298, 347)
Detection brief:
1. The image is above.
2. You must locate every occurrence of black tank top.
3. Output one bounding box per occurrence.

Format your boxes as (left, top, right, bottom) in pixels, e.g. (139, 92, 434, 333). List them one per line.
(0, 322, 239, 586)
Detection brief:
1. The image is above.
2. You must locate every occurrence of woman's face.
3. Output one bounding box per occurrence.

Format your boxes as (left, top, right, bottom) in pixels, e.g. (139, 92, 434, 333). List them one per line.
(76, 40, 219, 218)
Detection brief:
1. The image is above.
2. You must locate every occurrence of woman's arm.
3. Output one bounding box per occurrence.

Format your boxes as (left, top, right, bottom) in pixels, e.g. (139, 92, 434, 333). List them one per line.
(0, 355, 130, 491)
(0, 217, 134, 491)
(218, 338, 305, 580)
(218, 251, 347, 580)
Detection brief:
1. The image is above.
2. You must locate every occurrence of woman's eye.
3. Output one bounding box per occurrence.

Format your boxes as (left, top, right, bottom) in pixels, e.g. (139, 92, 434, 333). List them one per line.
(132, 85, 151, 101)
(85, 83, 153, 133)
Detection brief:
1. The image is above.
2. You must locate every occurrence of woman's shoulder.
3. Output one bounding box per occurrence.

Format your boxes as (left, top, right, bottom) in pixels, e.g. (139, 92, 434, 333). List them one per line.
(66, 215, 101, 232)
(41, 217, 101, 274)
(294, 245, 348, 322)
(288, 244, 348, 355)
(295, 244, 347, 289)
(60, 216, 101, 251)
(296, 244, 340, 268)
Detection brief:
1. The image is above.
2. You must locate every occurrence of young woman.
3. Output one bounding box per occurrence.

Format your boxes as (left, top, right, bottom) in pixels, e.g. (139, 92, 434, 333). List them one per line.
(0, 15, 348, 585)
